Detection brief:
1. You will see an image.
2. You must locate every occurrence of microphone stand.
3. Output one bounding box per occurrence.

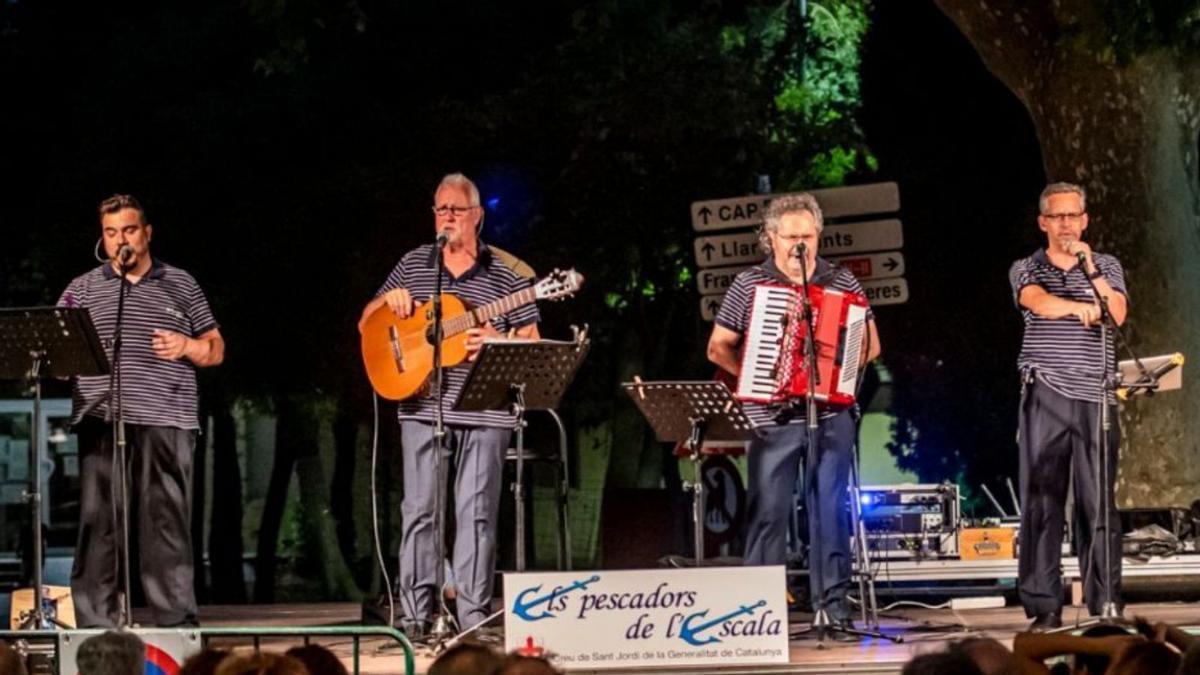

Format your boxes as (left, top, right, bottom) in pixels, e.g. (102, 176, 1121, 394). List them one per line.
(789, 252, 893, 646)
(110, 255, 134, 627)
(428, 235, 456, 646)
(798, 253, 832, 643)
(1078, 253, 1127, 623)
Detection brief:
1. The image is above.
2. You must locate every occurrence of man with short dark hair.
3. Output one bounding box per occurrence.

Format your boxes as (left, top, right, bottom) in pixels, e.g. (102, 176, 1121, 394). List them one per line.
(76, 630, 146, 675)
(59, 194, 224, 627)
(1010, 182, 1128, 630)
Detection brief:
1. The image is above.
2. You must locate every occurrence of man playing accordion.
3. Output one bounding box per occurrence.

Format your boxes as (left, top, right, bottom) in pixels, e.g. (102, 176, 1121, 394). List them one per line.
(707, 193, 881, 633)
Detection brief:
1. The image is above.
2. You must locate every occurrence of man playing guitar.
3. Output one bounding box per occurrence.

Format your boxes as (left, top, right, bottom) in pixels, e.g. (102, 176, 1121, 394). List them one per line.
(359, 173, 539, 637)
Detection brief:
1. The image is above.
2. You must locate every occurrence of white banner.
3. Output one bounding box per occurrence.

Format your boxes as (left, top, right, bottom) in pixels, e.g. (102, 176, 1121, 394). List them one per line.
(504, 567, 788, 670)
(58, 629, 201, 675)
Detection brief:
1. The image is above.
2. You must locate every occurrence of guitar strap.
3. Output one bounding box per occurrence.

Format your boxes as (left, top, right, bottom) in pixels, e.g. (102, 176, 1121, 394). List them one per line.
(487, 244, 537, 280)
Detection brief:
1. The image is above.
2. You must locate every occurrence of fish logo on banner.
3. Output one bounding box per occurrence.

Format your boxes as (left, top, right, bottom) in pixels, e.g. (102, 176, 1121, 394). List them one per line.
(675, 600, 769, 646)
(512, 575, 602, 621)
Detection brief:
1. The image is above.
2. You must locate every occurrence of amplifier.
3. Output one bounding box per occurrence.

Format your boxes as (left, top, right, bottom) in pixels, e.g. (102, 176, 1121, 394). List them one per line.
(855, 483, 961, 560)
(860, 531, 959, 559)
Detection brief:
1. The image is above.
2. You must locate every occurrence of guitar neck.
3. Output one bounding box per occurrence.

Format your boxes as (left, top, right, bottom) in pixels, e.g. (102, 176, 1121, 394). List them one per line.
(442, 287, 537, 336)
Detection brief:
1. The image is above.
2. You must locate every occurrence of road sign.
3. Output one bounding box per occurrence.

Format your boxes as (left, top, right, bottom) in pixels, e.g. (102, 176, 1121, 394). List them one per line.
(696, 265, 750, 296)
(701, 294, 725, 321)
(829, 251, 905, 281)
(694, 219, 903, 268)
(691, 182, 900, 233)
(859, 278, 909, 306)
(693, 231, 763, 268)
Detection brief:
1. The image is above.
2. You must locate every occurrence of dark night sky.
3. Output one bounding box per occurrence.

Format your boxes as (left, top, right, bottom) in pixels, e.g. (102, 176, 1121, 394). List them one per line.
(0, 2, 1051, 486)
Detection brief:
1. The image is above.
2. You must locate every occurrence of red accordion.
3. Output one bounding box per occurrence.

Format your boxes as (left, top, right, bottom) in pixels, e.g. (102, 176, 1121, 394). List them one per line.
(734, 282, 869, 409)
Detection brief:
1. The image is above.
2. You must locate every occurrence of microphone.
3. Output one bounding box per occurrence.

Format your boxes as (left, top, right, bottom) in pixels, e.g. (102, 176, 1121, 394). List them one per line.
(792, 242, 807, 259)
(117, 244, 134, 266)
(435, 231, 450, 247)
(1076, 250, 1088, 267)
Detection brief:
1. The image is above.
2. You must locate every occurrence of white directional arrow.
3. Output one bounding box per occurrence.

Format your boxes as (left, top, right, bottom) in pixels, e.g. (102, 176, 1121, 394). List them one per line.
(828, 251, 905, 280)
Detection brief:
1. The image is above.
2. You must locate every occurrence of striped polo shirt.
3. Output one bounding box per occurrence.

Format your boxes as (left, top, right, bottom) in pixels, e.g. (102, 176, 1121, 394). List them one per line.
(715, 257, 874, 428)
(57, 259, 219, 430)
(376, 242, 540, 428)
(1010, 248, 1128, 403)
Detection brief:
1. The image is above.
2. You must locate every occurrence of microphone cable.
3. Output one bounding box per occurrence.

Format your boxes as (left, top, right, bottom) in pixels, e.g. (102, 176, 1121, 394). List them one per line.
(369, 391, 396, 629)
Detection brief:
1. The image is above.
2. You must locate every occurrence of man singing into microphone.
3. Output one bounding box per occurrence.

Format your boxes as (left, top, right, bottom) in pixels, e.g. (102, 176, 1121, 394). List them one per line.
(358, 173, 539, 637)
(58, 194, 224, 627)
(1009, 182, 1128, 630)
(707, 194, 881, 633)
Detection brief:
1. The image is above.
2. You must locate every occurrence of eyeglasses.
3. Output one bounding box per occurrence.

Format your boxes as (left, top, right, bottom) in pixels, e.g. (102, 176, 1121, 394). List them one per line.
(432, 205, 478, 217)
(1042, 212, 1085, 222)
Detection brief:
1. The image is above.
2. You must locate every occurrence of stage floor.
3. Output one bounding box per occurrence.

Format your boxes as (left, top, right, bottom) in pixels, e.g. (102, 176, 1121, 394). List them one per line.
(189, 601, 1200, 674)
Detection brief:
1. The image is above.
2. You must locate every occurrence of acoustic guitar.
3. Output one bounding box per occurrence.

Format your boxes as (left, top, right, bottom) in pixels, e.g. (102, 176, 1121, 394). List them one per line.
(361, 268, 584, 400)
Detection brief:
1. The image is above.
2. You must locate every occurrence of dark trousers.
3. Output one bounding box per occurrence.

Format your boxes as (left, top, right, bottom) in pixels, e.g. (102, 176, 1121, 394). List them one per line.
(1018, 380, 1122, 617)
(743, 411, 854, 620)
(72, 419, 198, 627)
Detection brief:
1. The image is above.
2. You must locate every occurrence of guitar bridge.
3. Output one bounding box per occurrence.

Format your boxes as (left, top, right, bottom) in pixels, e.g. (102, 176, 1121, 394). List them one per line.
(388, 325, 406, 373)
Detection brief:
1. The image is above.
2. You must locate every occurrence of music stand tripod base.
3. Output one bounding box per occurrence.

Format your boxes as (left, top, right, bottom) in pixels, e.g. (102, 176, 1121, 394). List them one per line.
(0, 307, 109, 630)
(621, 381, 753, 567)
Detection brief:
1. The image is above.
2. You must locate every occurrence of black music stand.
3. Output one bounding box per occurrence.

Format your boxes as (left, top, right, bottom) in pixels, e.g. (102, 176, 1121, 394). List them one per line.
(456, 334, 590, 572)
(621, 381, 754, 567)
(0, 307, 109, 629)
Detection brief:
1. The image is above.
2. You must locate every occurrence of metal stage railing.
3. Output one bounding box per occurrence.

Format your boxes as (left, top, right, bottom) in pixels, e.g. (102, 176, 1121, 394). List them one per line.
(0, 625, 415, 675)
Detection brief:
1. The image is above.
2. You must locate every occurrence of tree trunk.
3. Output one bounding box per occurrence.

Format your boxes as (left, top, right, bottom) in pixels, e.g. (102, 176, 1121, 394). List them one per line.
(254, 394, 299, 603)
(209, 396, 246, 603)
(935, 1, 1200, 507)
(330, 412, 358, 577)
(293, 404, 363, 600)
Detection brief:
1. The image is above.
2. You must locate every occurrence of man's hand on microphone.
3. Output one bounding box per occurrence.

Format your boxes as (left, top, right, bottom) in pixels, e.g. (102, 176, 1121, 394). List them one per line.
(1067, 240, 1095, 273)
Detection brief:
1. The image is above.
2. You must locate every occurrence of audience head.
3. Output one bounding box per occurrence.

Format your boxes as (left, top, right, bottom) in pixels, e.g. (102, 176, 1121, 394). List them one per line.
(76, 630, 146, 675)
(1104, 640, 1179, 675)
(214, 651, 310, 675)
(949, 637, 1017, 675)
(180, 649, 231, 675)
(428, 643, 503, 675)
(0, 639, 28, 675)
(496, 654, 561, 675)
(1071, 624, 1131, 675)
(1178, 641, 1200, 675)
(901, 651, 984, 675)
(285, 645, 348, 675)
